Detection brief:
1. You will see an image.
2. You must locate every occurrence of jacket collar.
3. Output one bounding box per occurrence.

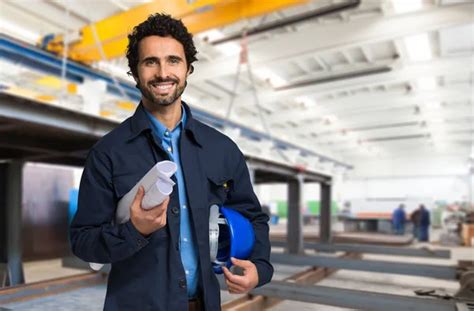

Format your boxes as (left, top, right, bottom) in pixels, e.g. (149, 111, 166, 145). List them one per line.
(128, 100, 202, 147)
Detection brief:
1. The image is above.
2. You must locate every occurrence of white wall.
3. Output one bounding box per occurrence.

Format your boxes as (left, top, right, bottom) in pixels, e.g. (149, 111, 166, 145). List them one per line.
(348, 155, 468, 178)
(337, 155, 472, 213)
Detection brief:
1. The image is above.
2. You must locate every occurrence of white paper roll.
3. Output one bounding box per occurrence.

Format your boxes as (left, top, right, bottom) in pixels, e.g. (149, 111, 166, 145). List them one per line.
(115, 160, 177, 224)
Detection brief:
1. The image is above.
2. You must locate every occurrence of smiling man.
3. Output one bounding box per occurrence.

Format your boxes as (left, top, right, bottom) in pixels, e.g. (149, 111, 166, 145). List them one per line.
(70, 14, 273, 311)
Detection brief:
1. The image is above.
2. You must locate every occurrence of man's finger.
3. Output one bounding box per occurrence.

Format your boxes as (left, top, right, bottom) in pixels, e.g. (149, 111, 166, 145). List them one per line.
(226, 279, 246, 291)
(146, 196, 169, 216)
(230, 257, 252, 269)
(227, 283, 246, 294)
(131, 186, 145, 211)
(222, 266, 247, 286)
(225, 277, 246, 293)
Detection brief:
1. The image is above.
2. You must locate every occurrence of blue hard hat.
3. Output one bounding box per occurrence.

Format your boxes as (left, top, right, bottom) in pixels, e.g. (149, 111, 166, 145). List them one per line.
(209, 205, 255, 274)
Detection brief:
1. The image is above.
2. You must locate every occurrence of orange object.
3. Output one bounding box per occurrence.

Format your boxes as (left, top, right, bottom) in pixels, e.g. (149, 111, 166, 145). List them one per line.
(462, 224, 474, 246)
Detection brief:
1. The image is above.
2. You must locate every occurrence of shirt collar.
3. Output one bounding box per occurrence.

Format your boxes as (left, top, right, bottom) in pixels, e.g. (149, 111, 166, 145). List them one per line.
(144, 105, 187, 140)
(128, 101, 201, 147)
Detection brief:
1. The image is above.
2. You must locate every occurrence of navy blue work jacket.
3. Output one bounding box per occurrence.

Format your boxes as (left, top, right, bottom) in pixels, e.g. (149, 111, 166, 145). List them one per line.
(70, 102, 273, 311)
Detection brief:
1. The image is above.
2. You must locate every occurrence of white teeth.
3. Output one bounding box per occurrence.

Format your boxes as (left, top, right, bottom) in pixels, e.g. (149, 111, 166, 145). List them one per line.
(152, 83, 173, 90)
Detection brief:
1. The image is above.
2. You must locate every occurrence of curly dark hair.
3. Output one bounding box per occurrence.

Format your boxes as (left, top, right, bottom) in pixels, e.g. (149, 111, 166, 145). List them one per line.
(126, 13, 198, 79)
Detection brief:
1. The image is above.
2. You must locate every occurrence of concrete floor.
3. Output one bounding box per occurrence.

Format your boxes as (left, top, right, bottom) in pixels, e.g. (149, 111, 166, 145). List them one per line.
(2, 226, 472, 310)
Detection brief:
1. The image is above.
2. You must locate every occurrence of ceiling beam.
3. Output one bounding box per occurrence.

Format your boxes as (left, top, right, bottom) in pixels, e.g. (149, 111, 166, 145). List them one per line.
(268, 86, 470, 124)
(238, 55, 472, 111)
(191, 3, 473, 82)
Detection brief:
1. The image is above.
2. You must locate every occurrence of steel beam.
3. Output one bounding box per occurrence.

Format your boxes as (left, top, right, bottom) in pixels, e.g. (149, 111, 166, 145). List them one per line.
(0, 93, 116, 138)
(270, 253, 459, 280)
(250, 280, 457, 311)
(270, 241, 451, 258)
(3, 161, 25, 285)
(320, 180, 332, 244)
(287, 175, 304, 254)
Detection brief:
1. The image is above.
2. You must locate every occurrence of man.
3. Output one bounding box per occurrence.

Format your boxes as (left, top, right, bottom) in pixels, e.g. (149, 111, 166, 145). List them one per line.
(410, 207, 421, 239)
(392, 204, 406, 235)
(70, 14, 273, 311)
(417, 204, 431, 242)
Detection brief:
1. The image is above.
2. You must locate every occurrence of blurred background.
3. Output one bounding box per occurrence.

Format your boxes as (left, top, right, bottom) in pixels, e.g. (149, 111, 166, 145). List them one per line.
(0, 0, 473, 310)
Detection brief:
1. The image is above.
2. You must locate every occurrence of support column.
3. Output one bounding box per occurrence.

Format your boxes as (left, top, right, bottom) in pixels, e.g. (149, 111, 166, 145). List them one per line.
(1, 161, 25, 286)
(287, 174, 304, 254)
(320, 179, 332, 244)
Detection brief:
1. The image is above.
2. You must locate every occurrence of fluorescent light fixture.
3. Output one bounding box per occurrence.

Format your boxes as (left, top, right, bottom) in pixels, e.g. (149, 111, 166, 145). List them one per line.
(425, 101, 442, 110)
(323, 115, 338, 124)
(391, 0, 422, 14)
(428, 117, 446, 124)
(295, 96, 316, 108)
(417, 77, 437, 91)
(0, 20, 39, 43)
(198, 29, 241, 56)
(198, 29, 224, 41)
(215, 42, 241, 57)
(254, 67, 287, 88)
(423, 110, 443, 120)
(404, 33, 432, 62)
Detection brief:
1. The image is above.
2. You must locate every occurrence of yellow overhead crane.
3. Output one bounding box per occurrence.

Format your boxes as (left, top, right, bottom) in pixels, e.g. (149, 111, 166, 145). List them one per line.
(43, 0, 309, 64)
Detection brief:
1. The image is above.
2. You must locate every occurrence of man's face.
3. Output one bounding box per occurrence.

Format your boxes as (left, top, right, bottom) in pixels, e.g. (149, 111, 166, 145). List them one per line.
(135, 36, 190, 108)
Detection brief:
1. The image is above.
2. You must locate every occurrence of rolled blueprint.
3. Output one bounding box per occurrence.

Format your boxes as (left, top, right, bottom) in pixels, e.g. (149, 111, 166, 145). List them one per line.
(89, 160, 177, 271)
(115, 160, 177, 224)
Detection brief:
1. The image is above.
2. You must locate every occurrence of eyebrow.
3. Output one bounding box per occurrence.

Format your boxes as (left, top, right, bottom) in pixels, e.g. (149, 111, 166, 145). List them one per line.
(141, 55, 184, 63)
(168, 55, 184, 62)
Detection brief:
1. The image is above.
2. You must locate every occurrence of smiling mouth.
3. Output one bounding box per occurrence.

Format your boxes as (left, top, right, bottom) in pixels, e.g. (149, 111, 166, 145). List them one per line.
(151, 82, 175, 93)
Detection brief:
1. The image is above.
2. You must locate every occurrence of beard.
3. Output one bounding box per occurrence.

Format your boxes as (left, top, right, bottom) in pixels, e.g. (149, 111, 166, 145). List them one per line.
(139, 77, 187, 107)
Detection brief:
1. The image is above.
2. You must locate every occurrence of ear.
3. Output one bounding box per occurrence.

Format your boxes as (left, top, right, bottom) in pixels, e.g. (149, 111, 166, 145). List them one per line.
(187, 65, 194, 76)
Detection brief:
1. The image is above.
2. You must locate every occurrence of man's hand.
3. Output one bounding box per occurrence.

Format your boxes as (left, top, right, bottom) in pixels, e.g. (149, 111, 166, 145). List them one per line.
(222, 257, 259, 294)
(130, 186, 169, 236)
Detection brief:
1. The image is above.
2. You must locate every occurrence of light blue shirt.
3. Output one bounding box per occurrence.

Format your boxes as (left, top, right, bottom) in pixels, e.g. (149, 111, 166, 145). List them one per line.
(145, 106, 199, 298)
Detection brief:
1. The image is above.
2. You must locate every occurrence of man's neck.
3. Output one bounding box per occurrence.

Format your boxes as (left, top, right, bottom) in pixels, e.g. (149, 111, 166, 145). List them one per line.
(143, 99, 182, 130)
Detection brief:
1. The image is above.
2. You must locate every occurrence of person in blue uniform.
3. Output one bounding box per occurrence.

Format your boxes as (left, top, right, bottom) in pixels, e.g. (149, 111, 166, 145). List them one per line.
(392, 204, 406, 235)
(70, 13, 273, 311)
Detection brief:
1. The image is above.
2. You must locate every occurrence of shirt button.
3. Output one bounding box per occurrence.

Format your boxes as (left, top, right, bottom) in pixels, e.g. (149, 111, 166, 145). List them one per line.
(183, 237, 188, 242)
(167, 147, 172, 152)
(178, 278, 186, 289)
(137, 239, 142, 247)
(171, 206, 179, 215)
(164, 131, 169, 136)
(182, 205, 187, 209)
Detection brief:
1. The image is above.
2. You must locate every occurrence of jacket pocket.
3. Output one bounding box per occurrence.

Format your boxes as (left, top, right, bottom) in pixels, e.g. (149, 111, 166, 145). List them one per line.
(207, 174, 233, 206)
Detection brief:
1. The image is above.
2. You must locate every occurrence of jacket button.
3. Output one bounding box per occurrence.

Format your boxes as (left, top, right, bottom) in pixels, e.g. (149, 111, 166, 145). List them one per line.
(171, 206, 180, 215)
(178, 278, 186, 289)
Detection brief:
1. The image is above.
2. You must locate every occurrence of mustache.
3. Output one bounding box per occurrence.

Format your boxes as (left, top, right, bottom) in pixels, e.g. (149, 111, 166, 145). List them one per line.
(148, 77, 179, 85)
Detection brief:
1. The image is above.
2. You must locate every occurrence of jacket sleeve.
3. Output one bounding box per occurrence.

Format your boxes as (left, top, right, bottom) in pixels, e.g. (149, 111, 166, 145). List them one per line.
(227, 150, 274, 287)
(69, 148, 149, 263)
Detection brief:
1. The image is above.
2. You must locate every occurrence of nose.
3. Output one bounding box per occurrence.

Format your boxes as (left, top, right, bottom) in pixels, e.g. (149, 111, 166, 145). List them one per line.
(155, 63, 169, 79)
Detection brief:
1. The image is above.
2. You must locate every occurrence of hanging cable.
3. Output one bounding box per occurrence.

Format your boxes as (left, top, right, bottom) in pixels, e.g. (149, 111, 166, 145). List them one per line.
(223, 29, 292, 163)
(59, 4, 70, 106)
(90, 23, 131, 101)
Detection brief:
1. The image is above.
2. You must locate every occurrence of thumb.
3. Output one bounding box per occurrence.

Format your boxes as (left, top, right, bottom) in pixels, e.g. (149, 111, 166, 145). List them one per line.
(132, 186, 145, 209)
(230, 257, 251, 268)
